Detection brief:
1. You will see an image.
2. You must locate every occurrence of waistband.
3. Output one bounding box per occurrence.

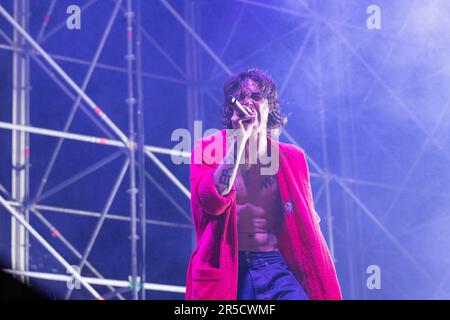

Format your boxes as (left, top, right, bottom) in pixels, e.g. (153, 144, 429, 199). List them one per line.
(238, 250, 285, 269)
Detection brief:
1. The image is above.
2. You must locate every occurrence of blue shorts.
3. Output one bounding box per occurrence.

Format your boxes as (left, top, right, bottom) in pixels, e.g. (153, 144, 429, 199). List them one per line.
(237, 251, 309, 300)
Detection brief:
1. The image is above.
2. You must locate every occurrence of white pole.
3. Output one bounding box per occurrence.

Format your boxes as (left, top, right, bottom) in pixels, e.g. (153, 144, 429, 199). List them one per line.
(0, 195, 103, 300)
(0, 121, 191, 158)
(0, 4, 129, 145)
(3, 270, 186, 294)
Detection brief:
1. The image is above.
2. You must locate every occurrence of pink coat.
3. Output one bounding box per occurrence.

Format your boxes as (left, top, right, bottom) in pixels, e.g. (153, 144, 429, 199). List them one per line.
(185, 129, 342, 300)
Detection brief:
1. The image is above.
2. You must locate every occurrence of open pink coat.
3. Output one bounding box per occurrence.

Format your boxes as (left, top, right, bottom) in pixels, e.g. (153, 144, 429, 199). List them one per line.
(185, 129, 342, 300)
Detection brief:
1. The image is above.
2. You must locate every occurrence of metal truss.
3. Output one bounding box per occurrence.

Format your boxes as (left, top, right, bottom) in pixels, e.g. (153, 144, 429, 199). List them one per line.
(0, 0, 191, 300)
(0, 0, 449, 300)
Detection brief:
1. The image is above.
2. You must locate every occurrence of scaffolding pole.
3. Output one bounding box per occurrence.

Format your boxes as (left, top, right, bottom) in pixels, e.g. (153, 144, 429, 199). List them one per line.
(135, 0, 147, 300)
(124, 0, 139, 300)
(313, 21, 336, 261)
(11, 0, 30, 285)
(3, 269, 185, 294)
(0, 195, 103, 299)
(184, 0, 202, 252)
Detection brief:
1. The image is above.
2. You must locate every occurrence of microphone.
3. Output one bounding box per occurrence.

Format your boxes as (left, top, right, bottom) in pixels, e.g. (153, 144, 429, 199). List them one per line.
(226, 95, 251, 117)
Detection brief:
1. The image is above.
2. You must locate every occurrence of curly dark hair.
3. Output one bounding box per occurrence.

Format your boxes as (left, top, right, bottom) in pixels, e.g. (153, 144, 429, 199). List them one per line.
(220, 68, 288, 136)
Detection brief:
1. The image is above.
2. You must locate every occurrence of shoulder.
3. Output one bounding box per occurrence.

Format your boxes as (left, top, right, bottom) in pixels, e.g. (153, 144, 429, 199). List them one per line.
(278, 141, 306, 160)
(191, 129, 228, 165)
(192, 129, 227, 151)
(277, 142, 311, 177)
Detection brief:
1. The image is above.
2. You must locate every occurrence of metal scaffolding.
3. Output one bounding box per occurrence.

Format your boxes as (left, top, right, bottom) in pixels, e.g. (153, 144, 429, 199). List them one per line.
(0, 0, 191, 300)
(10, 0, 30, 286)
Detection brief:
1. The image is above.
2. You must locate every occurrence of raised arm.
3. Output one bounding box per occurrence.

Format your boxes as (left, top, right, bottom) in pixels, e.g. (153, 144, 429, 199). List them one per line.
(213, 105, 256, 195)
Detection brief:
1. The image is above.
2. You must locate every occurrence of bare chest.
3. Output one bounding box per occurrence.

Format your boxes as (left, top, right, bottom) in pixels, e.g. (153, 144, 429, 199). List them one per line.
(235, 169, 282, 228)
(235, 170, 280, 205)
(235, 168, 282, 251)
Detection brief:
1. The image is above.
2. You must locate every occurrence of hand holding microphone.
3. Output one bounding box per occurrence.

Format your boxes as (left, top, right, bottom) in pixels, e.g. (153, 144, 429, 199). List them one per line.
(227, 95, 251, 117)
(227, 95, 257, 141)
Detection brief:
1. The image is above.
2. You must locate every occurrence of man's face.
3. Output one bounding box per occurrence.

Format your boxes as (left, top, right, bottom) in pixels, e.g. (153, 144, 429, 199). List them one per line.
(232, 77, 270, 135)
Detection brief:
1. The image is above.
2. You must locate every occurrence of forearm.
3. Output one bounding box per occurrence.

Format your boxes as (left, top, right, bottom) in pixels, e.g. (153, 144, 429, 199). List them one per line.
(213, 137, 245, 196)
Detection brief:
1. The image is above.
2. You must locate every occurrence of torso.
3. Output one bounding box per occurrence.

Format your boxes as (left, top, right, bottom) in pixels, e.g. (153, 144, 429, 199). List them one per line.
(235, 165, 283, 252)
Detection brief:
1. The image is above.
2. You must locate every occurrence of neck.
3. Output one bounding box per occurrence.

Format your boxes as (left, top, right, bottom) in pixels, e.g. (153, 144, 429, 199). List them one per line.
(256, 130, 268, 159)
(240, 130, 268, 171)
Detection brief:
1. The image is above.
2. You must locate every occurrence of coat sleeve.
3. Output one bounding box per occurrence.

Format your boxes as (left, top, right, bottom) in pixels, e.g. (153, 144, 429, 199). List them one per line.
(298, 149, 321, 225)
(190, 139, 236, 216)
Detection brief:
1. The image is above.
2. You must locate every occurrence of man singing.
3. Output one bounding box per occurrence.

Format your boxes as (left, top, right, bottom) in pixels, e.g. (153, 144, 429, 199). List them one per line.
(185, 68, 341, 300)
